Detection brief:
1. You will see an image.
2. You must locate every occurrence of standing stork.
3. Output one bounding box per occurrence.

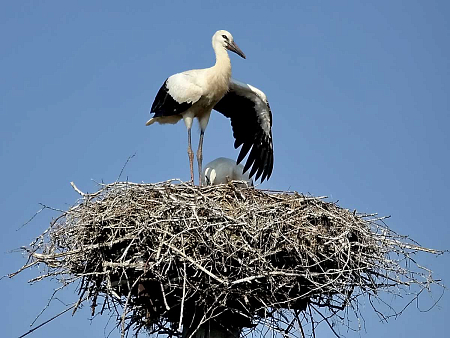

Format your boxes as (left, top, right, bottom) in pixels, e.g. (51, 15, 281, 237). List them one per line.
(146, 30, 274, 185)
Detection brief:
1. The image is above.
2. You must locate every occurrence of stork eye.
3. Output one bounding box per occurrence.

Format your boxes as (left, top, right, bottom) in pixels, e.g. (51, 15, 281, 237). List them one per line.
(222, 34, 229, 41)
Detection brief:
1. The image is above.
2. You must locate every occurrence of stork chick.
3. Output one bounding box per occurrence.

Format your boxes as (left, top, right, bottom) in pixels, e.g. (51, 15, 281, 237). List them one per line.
(202, 157, 253, 187)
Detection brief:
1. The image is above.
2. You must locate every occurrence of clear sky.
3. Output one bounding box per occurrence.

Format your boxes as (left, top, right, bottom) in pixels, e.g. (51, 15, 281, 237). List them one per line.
(1, 1, 449, 337)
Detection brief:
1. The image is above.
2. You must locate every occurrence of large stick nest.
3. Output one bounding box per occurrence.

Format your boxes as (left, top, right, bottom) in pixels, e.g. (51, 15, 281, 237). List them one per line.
(12, 180, 443, 337)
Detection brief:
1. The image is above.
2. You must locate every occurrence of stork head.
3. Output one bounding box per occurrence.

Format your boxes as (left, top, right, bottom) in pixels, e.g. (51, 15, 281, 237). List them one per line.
(213, 30, 246, 59)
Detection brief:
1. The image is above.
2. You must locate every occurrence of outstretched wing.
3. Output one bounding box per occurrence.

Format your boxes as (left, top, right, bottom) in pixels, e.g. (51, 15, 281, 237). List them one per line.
(150, 71, 203, 118)
(214, 79, 273, 182)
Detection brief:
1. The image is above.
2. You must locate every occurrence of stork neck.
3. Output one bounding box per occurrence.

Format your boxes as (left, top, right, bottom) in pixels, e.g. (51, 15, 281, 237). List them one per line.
(212, 46, 232, 80)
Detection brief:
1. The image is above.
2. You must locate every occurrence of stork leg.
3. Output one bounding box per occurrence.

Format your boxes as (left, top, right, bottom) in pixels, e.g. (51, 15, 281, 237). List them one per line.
(187, 128, 195, 184)
(183, 114, 195, 184)
(197, 130, 204, 186)
(197, 112, 211, 187)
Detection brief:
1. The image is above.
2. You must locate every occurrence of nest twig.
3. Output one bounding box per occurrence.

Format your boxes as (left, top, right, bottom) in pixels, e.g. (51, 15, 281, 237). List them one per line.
(10, 180, 444, 338)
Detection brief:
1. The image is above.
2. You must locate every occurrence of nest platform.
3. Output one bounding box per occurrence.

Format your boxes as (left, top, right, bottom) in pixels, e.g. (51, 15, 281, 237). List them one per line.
(12, 180, 443, 338)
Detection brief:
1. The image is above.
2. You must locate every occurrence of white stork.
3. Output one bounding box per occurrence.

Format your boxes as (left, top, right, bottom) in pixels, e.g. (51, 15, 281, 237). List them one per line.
(202, 157, 253, 186)
(146, 30, 273, 185)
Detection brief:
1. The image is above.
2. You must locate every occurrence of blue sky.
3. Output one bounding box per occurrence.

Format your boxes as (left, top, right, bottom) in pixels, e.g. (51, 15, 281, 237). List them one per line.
(1, 1, 449, 337)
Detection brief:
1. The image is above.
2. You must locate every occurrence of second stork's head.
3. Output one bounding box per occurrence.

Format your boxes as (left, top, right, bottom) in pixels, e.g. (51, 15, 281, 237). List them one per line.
(212, 30, 246, 59)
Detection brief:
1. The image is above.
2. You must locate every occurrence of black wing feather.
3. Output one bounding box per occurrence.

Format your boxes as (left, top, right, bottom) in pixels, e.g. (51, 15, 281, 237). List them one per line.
(151, 79, 192, 117)
(214, 86, 274, 182)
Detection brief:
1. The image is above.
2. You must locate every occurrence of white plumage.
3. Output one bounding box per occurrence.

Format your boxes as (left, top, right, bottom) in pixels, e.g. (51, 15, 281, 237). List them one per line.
(202, 157, 253, 186)
(146, 30, 274, 185)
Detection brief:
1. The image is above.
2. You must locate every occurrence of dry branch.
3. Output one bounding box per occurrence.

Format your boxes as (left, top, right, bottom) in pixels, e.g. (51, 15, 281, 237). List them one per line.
(10, 179, 444, 337)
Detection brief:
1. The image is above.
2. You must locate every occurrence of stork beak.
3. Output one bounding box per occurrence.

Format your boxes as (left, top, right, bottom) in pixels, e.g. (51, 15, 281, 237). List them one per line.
(227, 41, 246, 59)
